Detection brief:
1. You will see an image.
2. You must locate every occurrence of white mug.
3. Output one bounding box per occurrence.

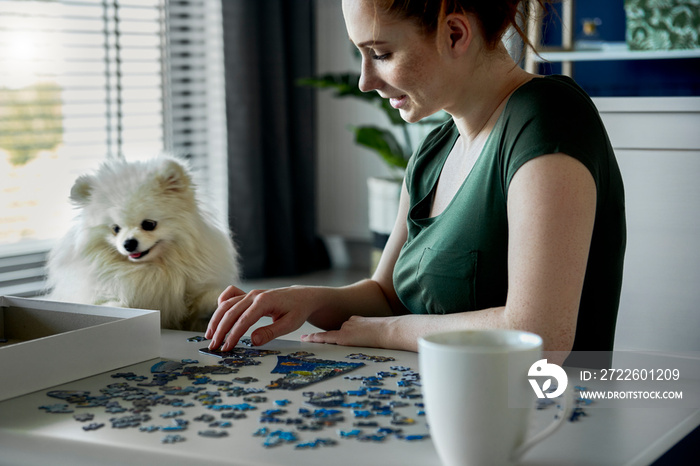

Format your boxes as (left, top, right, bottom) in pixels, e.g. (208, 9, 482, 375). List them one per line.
(419, 329, 570, 466)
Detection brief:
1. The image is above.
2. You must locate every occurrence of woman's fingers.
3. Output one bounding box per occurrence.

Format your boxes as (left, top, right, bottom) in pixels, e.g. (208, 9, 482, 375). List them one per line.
(206, 294, 243, 340)
(218, 285, 245, 304)
(213, 299, 251, 351)
(211, 289, 271, 351)
(249, 310, 307, 347)
(299, 316, 382, 348)
(300, 331, 337, 344)
(207, 286, 247, 338)
(207, 286, 318, 351)
(207, 293, 255, 349)
(218, 290, 289, 350)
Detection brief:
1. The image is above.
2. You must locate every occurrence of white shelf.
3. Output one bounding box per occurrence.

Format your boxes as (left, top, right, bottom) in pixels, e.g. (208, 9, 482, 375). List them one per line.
(535, 43, 700, 63)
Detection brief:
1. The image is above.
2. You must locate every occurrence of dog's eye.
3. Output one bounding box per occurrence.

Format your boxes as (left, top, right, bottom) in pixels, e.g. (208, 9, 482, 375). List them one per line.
(141, 220, 157, 231)
(111, 225, 120, 234)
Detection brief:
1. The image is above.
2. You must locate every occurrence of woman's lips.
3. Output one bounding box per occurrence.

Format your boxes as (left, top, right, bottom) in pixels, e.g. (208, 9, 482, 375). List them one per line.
(389, 95, 407, 109)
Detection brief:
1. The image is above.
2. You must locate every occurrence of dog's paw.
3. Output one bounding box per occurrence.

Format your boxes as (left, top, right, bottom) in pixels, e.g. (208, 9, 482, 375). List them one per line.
(99, 300, 129, 308)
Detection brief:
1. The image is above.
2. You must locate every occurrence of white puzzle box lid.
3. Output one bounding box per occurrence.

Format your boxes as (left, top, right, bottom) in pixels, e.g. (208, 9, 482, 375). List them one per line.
(0, 296, 160, 402)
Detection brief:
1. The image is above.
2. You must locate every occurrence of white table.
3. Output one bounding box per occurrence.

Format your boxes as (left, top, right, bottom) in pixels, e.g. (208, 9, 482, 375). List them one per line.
(0, 330, 698, 466)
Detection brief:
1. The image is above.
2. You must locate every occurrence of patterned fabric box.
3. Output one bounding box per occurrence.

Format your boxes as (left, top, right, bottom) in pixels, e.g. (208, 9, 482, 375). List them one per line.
(625, 0, 700, 50)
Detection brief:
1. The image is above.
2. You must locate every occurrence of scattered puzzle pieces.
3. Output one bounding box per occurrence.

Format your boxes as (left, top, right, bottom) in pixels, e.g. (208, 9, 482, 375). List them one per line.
(259, 429, 298, 448)
(193, 414, 215, 423)
(162, 434, 186, 444)
(569, 407, 588, 422)
(160, 410, 184, 419)
(46, 390, 91, 402)
(295, 437, 337, 449)
(139, 425, 161, 433)
(110, 413, 151, 429)
(346, 353, 396, 363)
(39, 404, 74, 414)
(151, 360, 185, 373)
(232, 377, 258, 384)
(199, 347, 281, 359)
(37, 349, 429, 452)
(82, 422, 105, 431)
(537, 385, 593, 423)
(303, 390, 345, 407)
(199, 429, 228, 438)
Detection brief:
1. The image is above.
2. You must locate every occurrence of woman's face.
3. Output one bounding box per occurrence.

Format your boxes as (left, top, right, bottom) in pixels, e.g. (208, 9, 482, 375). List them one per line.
(342, 0, 448, 123)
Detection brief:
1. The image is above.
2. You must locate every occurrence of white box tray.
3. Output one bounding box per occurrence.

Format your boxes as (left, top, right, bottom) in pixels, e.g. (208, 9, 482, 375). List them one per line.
(0, 296, 160, 401)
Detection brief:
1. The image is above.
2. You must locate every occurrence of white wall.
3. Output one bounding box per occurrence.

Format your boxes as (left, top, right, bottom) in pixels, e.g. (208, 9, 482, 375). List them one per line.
(596, 97, 700, 354)
(315, 1, 395, 241)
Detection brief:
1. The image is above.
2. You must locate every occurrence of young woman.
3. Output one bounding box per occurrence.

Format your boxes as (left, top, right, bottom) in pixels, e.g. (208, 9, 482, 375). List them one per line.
(206, 0, 625, 366)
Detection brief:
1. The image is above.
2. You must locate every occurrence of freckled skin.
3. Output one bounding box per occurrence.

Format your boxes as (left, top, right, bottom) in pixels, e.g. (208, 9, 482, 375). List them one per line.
(342, 0, 452, 124)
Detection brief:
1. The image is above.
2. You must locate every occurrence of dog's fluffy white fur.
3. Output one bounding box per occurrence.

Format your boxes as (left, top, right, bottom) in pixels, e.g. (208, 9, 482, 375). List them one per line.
(46, 156, 239, 330)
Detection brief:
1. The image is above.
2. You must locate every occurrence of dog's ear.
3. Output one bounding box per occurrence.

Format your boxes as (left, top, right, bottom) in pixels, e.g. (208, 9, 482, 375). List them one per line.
(157, 159, 191, 194)
(69, 175, 94, 206)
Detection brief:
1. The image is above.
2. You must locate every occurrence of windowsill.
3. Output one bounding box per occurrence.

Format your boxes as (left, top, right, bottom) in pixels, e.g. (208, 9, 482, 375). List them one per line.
(0, 239, 56, 258)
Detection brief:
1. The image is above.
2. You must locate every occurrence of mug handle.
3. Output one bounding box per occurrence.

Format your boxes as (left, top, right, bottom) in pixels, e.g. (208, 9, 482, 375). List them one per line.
(510, 385, 573, 462)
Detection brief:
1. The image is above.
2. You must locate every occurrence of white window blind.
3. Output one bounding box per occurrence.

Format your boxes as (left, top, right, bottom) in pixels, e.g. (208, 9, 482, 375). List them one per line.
(0, 0, 227, 296)
(163, 0, 227, 221)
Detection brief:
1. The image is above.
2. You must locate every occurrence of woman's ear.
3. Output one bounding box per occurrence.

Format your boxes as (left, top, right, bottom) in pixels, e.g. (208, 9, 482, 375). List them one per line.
(442, 13, 473, 57)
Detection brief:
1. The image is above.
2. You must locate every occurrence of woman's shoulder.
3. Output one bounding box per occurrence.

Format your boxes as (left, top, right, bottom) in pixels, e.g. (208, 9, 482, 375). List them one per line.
(509, 75, 597, 117)
(499, 75, 615, 191)
(501, 75, 607, 144)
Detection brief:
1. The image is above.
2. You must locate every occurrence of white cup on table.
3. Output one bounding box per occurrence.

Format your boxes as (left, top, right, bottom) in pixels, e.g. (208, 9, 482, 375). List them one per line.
(418, 329, 571, 466)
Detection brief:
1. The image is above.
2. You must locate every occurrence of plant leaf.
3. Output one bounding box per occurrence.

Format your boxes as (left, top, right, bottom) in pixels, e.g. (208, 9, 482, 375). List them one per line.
(352, 126, 409, 170)
(298, 73, 405, 127)
(297, 73, 374, 101)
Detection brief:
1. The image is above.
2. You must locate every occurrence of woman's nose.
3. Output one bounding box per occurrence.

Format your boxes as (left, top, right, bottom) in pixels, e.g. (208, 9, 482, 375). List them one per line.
(359, 59, 380, 92)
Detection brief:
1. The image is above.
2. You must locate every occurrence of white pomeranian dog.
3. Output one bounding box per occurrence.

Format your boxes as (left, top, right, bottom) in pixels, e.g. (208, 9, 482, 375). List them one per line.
(46, 156, 239, 330)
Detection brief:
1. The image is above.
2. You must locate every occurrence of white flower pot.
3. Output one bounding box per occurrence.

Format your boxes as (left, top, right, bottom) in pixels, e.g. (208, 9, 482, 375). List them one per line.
(367, 176, 402, 273)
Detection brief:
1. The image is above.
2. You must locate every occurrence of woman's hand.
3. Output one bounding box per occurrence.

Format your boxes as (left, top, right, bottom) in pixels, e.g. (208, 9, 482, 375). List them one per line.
(300, 315, 392, 348)
(205, 285, 318, 351)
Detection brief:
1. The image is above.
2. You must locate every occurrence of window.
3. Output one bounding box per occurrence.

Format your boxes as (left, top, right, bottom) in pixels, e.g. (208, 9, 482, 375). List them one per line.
(163, 0, 227, 219)
(0, 0, 227, 296)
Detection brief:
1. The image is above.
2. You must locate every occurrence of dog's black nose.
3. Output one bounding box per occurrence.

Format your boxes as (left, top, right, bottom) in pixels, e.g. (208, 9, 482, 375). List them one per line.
(123, 239, 139, 252)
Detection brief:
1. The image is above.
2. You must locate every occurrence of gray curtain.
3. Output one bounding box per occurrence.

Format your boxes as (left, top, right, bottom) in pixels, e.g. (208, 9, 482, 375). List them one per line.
(222, 0, 329, 279)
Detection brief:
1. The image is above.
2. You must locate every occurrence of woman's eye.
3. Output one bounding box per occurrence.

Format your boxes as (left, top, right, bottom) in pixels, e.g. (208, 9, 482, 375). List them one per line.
(111, 225, 120, 234)
(371, 52, 391, 61)
(141, 220, 158, 231)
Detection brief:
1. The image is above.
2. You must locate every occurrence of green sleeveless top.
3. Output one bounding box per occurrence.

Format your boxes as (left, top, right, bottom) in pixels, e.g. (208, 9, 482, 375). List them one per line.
(393, 75, 626, 358)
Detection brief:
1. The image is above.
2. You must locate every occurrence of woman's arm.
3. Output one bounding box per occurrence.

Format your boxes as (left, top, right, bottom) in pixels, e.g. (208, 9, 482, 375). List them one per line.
(303, 153, 596, 362)
(205, 182, 413, 351)
(503, 153, 595, 355)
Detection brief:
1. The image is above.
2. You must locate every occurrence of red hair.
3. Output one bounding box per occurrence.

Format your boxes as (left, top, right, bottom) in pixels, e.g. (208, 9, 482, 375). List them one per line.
(374, 0, 554, 51)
